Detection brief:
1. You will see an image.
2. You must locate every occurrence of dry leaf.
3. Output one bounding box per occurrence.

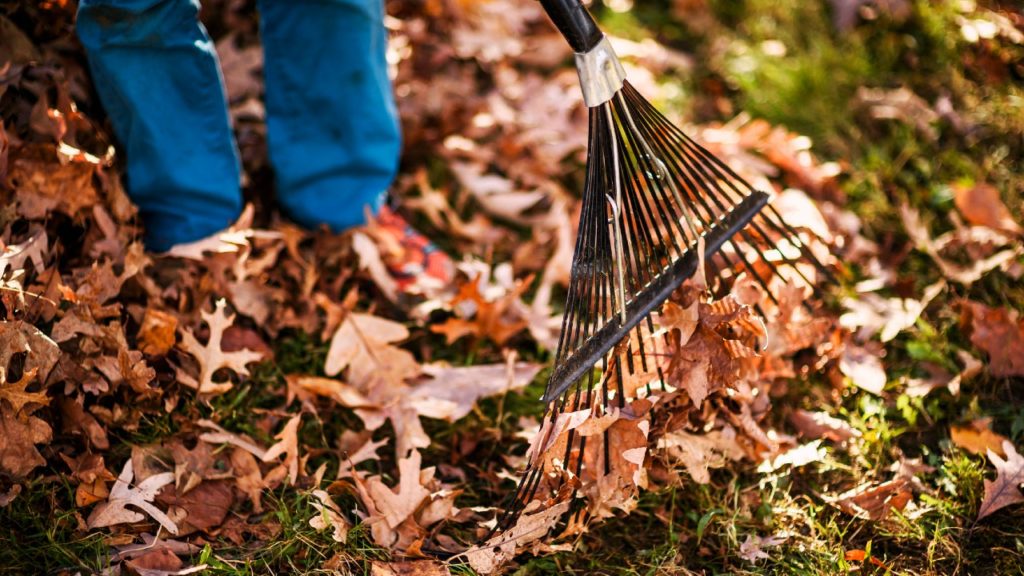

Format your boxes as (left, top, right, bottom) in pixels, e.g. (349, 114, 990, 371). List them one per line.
(138, 309, 178, 356)
(0, 401, 52, 478)
(407, 361, 541, 421)
(178, 299, 263, 395)
(325, 312, 419, 389)
(262, 415, 302, 485)
(954, 182, 1022, 236)
(839, 344, 886, 395)
(789, 409, 861, 443)
(739, 533, 787, 563)
(87, 459, 179, 535)
(0, 367, 47, 414)
(951, 419, 1009, 457)
(960, 301, 1024, 378)
(370, 560, 451, 576)
(462, 500, 571, 574)
(354, 451, 431, 547)
(309, 489, 350, 543)
(978, 441, 1024, 521)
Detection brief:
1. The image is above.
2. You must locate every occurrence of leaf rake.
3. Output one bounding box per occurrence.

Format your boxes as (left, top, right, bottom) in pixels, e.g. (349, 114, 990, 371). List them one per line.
(491, 0, 835, 536)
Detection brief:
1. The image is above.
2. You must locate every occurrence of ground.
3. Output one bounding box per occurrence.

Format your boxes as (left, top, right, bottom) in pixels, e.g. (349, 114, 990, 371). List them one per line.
(0, 0, 1023, 575)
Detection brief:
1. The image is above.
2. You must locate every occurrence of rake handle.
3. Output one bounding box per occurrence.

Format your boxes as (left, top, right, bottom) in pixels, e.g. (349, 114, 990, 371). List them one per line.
(540, 0, 604, 53)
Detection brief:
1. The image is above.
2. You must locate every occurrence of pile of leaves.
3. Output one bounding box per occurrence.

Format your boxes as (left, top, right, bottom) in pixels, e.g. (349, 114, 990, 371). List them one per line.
(1, 0, 1023, 574)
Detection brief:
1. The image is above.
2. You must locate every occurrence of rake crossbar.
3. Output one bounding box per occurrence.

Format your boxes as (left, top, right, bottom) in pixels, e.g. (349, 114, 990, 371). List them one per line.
(542, 190, 767, 402)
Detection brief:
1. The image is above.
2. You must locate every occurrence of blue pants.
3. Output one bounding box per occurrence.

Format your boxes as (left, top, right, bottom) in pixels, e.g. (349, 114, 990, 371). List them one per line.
(77, 0, 400, 251)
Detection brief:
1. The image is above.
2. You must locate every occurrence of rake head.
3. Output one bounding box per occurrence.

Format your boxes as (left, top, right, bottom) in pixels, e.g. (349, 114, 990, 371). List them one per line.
(490, 0, 834, 538)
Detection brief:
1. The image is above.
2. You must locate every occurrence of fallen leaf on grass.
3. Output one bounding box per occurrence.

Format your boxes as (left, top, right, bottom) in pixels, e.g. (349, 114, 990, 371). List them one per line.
(370, 560, 451, 576)
(461, 500, 571, 575)
(87, 459, 179, 535)
(953, 182, 1022, 236)
(978, 441, 1024, 521)
(757, 441, 826, 473)
(789, 409, 861, 443)
(827, 476, 913, 521)
(178, 299, 263, 395)
(262, 415, 302, 485)
(658, 427, 746, 484)
(354, 451, 431, 547)
(839, 343, 886, 395)
(407, 361, 541, 421)
(900, 204, 1020, 285)
(960, 300, 1024, 377)
(325, 312, 419, 389)
(951, 419, 1009, 457)
(310, 489, 350, 543)
(739, 533, 787, 562)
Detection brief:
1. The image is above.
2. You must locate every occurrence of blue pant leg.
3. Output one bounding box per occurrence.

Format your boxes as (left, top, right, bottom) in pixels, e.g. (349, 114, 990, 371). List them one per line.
(258, 0, 401, 231)
(77, 0, 241, 251)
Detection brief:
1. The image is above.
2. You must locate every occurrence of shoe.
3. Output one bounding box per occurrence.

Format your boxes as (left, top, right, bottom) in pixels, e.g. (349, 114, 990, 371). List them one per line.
(371, 205, 454, 293)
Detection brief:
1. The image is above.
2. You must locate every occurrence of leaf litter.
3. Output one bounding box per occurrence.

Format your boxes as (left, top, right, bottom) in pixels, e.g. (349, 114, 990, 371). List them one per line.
(1, 0, 1023, 573)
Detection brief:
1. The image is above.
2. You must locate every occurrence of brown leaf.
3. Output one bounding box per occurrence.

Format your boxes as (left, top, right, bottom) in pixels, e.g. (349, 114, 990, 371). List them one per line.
(138, 309, 178, 356)
(789, 409, 861, 443)
(59, 396, 110, 450)
(407, 361, 541, 421)
(0, 404, 52, 479)
(370, 560, 451, 576)
(0, 229, 48, 277)
(828, 476, 913, 520)
(430, 279, 528, 346)
(462, 500, 571, 574)
(325, 313, 419, 390)
(261, 415, 302, 485)
(87, 459, 179, 534)
(0, 321, 60, 384)
(354, 451, 432, 547)
(978, 441, 1024, 520)
(229, 448, 265, 512)
(309, 489, 350, 544)
(0, 367, 47, 414)
(9, 145, 100, 218)
(954, 182, 1022, 235)
(961, 301, 1024, 377)
(951, 419, 1009, 457)
(157, 479, 233, 534)
(178, 299, 263, 395)
(839, 343, 886, 395)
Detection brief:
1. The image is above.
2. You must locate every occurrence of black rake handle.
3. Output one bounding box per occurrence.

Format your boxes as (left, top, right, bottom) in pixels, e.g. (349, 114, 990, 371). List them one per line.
(540, 0, 604, 53)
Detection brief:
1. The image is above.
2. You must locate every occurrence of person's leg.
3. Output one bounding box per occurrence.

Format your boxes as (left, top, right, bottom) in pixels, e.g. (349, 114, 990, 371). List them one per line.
(258, 0, 400, 232)
(77, 0, 241, 251)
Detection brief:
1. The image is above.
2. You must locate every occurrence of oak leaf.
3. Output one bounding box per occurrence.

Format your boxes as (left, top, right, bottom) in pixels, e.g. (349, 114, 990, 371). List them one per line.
(87, 459, 179, 535)
(178, 299, 263, 395)
(309, 489, 350, 543)
(262, 415, 302, 485)
(138, 309, 178, 356)
(951, 419, 1009, 457)
(0, 402, 52, 478)
(407, 361, 541, 421)
(0, 367, 47, 414)
(325, 313, 419, 389)
(354, 451, 431, 547)
(960, 301, 1024, 378)
(978, 441, 1024, 520)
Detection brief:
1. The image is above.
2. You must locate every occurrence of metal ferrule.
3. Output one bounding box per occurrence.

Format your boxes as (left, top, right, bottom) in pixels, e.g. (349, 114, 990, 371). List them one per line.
(574, 35, 626, 107)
